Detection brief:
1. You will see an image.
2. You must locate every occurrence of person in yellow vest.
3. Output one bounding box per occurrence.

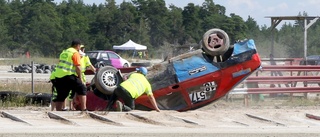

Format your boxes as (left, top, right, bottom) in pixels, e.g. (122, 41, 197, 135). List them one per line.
(80, 45, 96, 76)
(49, 70, 57, 111)
(53, 39, 87, 111)
(107, 67, 160, 112)
(51, 49, 89, 111)
(138, 51, 143, 59)
(67, 48, 96, 110)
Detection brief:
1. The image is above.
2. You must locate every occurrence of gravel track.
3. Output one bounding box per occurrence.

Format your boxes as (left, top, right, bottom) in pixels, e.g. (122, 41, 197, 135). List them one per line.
(1, 65, 320, 137)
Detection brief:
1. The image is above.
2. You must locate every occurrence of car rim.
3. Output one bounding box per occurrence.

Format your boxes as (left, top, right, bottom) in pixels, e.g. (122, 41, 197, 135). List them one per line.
(101, 70, 117, 87)
(201, 28, 230, 56)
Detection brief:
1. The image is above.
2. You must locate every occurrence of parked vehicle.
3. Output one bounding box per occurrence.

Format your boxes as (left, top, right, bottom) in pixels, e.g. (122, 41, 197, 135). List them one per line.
(299, 55, 320, 65)
(85, 50, 130, 68)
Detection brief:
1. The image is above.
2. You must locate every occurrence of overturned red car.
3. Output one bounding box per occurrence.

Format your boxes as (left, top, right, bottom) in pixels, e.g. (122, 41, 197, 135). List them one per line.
(75, 28, 261, 111)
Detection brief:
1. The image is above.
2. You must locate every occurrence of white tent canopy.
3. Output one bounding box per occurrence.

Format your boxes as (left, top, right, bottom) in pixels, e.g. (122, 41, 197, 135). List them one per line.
(113, 40, 147, 50)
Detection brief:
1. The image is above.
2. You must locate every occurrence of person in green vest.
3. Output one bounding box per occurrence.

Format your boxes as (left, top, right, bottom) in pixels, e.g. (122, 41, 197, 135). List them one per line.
(53, 39, 87, 111)
(79, 45, 96, 77)
(138, 51, 143, 59)
(67, 48, 96, 110)
(49, 70, 57, 111)
(107, 67, 160, 112)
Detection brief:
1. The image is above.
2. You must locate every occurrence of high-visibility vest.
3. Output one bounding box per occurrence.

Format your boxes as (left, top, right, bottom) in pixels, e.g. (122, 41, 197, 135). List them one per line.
(49, 70, 56, 80)
(121, 73, 153, 99)
(80, 55, 92, 82)
(80, 55, 91, 73)
(54, 47, 78, 78)
(84, 56, 91, 68)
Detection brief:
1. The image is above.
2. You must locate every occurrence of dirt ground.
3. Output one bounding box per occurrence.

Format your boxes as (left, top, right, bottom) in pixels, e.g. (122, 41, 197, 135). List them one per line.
(0, 98, 320, 137)
(1, 65, 320, 137)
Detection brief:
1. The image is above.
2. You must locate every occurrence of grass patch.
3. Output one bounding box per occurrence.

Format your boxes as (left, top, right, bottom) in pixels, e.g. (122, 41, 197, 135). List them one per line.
(0, 81, 52, 94)
(0, 95, 27, 108)
(281, 97, 320, 106)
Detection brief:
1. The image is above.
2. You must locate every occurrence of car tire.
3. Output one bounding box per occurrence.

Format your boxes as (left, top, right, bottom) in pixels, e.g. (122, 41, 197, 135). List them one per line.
(98, 63, 105, 68)
(0, 91, 26, 101)
(44, 69, 51, 74)
(201, 28, 230, 56)
(94, 66, 123, 95)
(36, 69, 43, 74)
(25, 93, 51, 106)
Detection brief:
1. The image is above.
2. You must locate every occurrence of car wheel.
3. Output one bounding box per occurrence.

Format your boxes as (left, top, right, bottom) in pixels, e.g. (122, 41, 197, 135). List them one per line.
(0, 91, 26, 101)
(201, 28, 230, 56)
(98, 63, 105, 68)
(123, 63, 129, 68)
(36, 69, 43, 74)
(94, 66, 123, 95)
(44, 69, 51, 74)
(25, 93, 51, 106)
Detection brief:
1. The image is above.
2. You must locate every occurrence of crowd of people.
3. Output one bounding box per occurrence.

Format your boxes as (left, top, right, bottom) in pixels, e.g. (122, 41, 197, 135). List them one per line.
(49, 39, 160, 112)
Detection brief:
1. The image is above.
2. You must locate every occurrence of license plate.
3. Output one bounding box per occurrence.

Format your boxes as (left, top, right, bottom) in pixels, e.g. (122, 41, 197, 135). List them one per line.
(189, 81, 216, 103)
(189, 91, 207, 103)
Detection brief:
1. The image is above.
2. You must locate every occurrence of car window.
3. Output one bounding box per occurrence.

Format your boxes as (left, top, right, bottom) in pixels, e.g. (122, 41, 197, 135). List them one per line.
(87, 52, 98, 58)
(100, 52, 109, 60)
(108, 52, 120, 59)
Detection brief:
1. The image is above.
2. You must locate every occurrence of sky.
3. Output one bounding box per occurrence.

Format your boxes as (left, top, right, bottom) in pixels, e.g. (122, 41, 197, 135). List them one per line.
(54, 0, 320, 28)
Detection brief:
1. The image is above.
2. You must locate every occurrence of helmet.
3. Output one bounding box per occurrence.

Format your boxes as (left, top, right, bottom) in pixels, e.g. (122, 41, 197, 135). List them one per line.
(136, 67, 147, 76)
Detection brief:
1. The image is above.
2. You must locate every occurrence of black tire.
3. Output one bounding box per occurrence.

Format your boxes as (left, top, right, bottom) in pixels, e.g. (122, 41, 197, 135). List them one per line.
(25, 66, 32, 71)
(94, 66, 123, 95)
(51, 65, 56, 71)
(98, 63, 105, 68)
(22, 69, 29, 73)
(44, 65, 50, 70)
(131, 62, 151, 67)
(0, 91, 26, 101)
(13, 66, 18, 72)
(201, 28, 230, 56)
(44, 69, 51, 74)
(36, 69, 43, 73)
(25, 93, 51, 106)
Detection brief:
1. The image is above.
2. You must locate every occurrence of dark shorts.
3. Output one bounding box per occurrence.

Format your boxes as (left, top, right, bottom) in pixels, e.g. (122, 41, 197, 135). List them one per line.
(53, 75, 86, 102)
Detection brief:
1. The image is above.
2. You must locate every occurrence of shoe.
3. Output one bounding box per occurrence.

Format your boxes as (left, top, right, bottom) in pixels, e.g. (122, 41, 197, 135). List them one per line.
(122, 105, 132, 112)
(80, 109, 88, 114)
(116, 101, 123, 112)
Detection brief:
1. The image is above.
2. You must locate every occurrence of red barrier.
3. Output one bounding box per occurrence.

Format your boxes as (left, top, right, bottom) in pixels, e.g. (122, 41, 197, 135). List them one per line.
(231, 65, 320, 102)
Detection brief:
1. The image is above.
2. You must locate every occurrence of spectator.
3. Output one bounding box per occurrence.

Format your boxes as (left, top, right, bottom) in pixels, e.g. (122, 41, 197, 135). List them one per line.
(107, 67, 160, 112)
(80, 45, 96, 77)
(68, 48, 95, 110)
(53, 39, 87, 111)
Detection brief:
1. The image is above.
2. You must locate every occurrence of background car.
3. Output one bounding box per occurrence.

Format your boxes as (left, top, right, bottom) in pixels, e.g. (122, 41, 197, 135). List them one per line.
(299, 55, 320, 65)
(85, 50, 130, 68)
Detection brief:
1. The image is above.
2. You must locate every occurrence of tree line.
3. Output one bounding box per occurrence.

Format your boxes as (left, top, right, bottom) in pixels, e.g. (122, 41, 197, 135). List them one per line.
(0, 0, 319, 59)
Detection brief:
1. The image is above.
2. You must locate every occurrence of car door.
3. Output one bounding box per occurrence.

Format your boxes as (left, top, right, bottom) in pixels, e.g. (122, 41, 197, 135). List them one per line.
(86, 52, 98, 67)
(99, 52, 112, 67)
(107, 52, 122, 68)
